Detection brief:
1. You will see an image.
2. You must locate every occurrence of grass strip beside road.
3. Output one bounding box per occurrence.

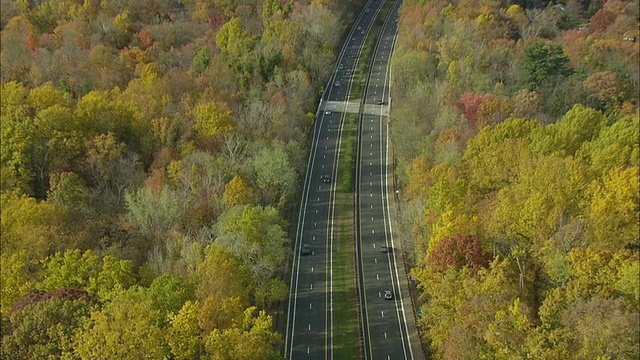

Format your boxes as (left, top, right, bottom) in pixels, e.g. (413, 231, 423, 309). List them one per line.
(333, 3, 394, 357)
(333, 111, 358, 357)
(332, 191, 359, 359)
(338, 114, 357, 193)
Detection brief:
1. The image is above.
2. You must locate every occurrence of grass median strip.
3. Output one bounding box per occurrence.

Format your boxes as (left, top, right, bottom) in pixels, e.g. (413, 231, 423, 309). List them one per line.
(333, 3, 394, 357)
(332, 191, 358, 358)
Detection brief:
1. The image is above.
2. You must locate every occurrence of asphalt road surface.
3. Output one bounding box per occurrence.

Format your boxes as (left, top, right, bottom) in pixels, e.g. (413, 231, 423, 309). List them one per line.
(355, 1, 422, 359)
(285, 1, 423, 359)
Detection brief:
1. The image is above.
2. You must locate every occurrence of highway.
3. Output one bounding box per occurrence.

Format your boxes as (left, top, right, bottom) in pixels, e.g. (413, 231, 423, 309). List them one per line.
(285, 0, 423, 359)
(355, 0, 422, 359)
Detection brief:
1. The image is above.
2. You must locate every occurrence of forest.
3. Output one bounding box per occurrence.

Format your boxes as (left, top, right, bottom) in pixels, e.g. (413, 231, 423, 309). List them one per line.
(389, 0, 639, 358)
(1, 0, 638, 358)
(1, 0, 362, 358)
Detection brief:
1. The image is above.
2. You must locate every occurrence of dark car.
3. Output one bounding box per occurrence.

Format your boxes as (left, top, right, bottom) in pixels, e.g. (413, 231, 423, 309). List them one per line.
(377, 99, 384, 105)
(301, 244, 310, 255)
(379, 244, 389, 253)
(384, 290, 393, 300)
(321, 175, 331, 183)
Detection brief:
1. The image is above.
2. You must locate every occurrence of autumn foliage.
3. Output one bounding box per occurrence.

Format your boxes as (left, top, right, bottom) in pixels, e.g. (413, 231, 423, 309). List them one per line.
(1, 0, 363, 358)
(392, 0, 639, 357)
(428, 234, 490, 274)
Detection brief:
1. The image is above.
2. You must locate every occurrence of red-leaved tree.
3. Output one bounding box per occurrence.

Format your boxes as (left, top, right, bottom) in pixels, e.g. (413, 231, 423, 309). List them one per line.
(428, 234, 490, 274)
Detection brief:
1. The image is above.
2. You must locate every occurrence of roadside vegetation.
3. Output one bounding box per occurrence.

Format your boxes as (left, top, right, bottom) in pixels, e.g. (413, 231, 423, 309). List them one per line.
(391, 0, 639, 357)
(331, 191, 359, 358)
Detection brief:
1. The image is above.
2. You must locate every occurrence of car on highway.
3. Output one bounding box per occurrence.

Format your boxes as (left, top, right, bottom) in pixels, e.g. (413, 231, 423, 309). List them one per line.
(365, 8, 370, 13)
(325, 109, 332, 115)
(338, 64, 344, 70)
(321, 174, 331, 183)
(377, 99, 384, 105)
(334, 80, 341, 87)
(380, 244, 389, 253)
(384, 290, 393, 300)
(301, 244, 310, 255)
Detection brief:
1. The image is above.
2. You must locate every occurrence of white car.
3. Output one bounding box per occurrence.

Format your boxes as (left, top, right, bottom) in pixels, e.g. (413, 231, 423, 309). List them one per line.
(334, 81, 341, 87)
(384, 290, 393, 300)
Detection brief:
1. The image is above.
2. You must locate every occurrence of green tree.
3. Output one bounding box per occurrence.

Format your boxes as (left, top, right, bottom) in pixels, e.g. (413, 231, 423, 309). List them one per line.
(38, 250, 136, 299)
(1, 81, 32, 194)
(29, 104, 84, 197)
(250, 143, 297, 207)
(523, 41, 572, 90)
(198, 295, 245, 333)
(38, 249, 99, 292)
(168, 300, 201, 360)
(73, 287, 167, 360)
(215, 205, 289, 286)
(191, 46, 211, 76)
(485, 298, 533, 359)
(254, 278, 288, 310)
(74, 90, 136, 142)
(2, 296, 93, 360)
(204, 307, 282, 360)
(0, 251, 35, 315)
(222, 175, 254, 208)
(193, 101, 234, 139)
(579, 114, 639, 177)
(1, 193, 66, 262)
(87, 256, 137, 299)
(147, 274, 195, 326)
(27, 82, 72, 111)
(194, 245, 253, 305)
(586, 166, 639, 251)
(215, 17, 256, 85)
(462, 118, 541, 193)
(533, 104, 606, 157)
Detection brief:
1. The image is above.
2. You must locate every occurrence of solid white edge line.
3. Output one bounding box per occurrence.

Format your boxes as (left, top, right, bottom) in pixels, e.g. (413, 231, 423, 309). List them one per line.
(285, 0, 381, 357)
(382, 9, 415, 359)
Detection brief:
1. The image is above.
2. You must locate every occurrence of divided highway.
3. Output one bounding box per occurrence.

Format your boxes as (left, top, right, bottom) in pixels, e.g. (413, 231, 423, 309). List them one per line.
(285, 1, 423, 359)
